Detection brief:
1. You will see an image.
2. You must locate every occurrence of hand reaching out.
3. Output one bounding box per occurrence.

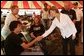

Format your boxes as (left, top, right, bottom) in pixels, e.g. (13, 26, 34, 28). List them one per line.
(35, 36, 43, 42)
(21, 36, 43, 48)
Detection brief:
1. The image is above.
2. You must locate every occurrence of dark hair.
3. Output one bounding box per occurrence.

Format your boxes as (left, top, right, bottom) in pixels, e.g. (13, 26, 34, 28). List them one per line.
(73, 2, 78, 6)
(9, 21, 22, 31)
(49, 6, 59, 14)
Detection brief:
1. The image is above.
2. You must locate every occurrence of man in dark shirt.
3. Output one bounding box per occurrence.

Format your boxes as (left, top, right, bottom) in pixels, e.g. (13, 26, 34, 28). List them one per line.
(5, 32, 24, 55)
(4, 21, 42, 55)
(61, 3, 77, 23)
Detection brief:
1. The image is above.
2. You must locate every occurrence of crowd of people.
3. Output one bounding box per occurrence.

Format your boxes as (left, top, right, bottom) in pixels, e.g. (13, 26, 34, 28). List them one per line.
(1, 2, 83, 55)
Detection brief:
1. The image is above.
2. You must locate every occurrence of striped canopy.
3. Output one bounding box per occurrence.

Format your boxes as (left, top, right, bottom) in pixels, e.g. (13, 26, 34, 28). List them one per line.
(1, 1, 83, 9)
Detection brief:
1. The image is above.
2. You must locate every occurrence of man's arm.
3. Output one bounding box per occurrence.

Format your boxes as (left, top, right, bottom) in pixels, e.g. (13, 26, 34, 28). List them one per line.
(41, 18, 57, 38)
(36, 18, 57, 40)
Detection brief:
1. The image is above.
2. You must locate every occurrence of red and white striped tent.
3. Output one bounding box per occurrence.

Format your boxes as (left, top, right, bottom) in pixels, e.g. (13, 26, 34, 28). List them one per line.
(1, 1, 83, 9)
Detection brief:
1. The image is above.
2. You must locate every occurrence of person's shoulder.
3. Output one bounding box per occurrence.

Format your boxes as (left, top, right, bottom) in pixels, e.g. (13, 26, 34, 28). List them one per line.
(6, 13, 13, 19)
(6, 13, 12, 16)
(7, 32, 17, 38)
(53, 17, 58, 22)
(60, 13, 67, 16)
(17, 33, 24, 37)
(60, 13, 69, 18)
(61, 8, 66, 13)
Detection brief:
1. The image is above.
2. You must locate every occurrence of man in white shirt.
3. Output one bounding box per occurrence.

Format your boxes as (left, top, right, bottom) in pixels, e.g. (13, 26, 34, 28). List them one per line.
(37, 6, 77, 55)
(1, 5, 19, 40)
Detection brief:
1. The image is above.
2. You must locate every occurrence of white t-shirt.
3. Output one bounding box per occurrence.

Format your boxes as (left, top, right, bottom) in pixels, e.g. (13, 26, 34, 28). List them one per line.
(42, 13, 77, 39)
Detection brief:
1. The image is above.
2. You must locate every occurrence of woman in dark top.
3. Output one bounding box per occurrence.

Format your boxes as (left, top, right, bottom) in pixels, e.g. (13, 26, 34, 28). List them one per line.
(4, 21, 42, 55)
(29, 15, 47, 54)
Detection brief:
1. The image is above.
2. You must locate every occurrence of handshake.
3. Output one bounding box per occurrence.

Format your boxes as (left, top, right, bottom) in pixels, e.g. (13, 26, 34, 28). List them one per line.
(34, 36, 43, 42)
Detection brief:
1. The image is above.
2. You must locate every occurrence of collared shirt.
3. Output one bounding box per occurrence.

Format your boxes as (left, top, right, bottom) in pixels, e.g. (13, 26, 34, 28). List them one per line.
(42, 13, 77, 39)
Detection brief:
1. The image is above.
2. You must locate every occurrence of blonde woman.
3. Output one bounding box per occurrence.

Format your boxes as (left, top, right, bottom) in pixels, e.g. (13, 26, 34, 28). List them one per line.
(37, 6, 77, 55)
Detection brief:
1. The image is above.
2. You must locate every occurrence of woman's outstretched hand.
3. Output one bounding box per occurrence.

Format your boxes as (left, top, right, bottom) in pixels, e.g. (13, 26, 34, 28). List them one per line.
(35, 36, 43, 42)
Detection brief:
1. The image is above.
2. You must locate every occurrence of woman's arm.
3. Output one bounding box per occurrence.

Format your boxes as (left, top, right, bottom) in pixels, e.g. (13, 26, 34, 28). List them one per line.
(41, 18, 57, 38)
